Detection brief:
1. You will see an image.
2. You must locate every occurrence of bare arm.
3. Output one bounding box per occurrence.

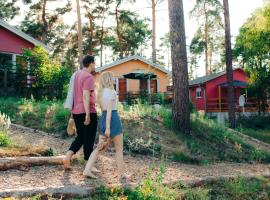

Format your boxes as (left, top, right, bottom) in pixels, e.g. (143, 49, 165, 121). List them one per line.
(83, 90, 91, 125)
(105, 98, 113, 138)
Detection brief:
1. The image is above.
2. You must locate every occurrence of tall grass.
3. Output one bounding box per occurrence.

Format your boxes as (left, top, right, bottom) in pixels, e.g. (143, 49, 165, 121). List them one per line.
(0, 130, 11, 147)
(0, 97, 69, 135)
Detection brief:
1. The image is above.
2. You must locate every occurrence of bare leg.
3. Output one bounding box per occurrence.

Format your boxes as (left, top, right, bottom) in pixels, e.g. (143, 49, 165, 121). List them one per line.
(83, 135, 107, 178)
(63, 150, 74, 170)
(83, 148, 99, 178)
(112, 134, 123, 178)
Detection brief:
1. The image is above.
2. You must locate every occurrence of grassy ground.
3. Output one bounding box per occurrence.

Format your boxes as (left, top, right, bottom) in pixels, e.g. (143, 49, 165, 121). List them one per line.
(13, 176, 270, 200)
(0, 97, 69, 135)
(237, 115, 270, 144)
(238, 128, 270, 144)
(90, 176, 270, 200)
(0, 97, 270, 164)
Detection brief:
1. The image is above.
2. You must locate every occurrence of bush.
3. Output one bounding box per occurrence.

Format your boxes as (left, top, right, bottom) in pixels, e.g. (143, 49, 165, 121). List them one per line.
(171, 149, 200, 164)
(183, 188, 209, 200)
(238, 115, 270, 129)
(21, 46, 72, 99)
(223, 177, 267, 200)
(0, 131, 11, 147)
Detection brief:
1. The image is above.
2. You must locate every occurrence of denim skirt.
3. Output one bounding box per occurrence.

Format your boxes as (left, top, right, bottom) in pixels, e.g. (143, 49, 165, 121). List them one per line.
(98, 110, 122, 138)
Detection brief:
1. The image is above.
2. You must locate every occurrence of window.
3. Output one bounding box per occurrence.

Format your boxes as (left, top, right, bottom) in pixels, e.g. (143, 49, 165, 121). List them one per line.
(196, 87, 202, 98)
(0, 53, 12, 69)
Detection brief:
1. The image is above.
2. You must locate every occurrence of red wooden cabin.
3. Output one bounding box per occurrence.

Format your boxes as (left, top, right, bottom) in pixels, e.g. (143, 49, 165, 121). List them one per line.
(0, 19, 49, 88)
(189, 68, 252, 112)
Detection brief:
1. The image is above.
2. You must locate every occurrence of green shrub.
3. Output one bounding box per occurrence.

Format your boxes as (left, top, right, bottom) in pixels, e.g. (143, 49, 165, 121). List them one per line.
(238, 115, 270, 129)
(0, 131, 11, 147)
(171, 149, 200, 164)
(249, 149, 264, 163)
(183, 188, 209, 200)
(223, 177, 263, 200)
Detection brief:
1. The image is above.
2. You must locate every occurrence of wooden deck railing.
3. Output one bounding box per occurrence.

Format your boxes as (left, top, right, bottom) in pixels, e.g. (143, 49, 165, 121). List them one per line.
(118, 91, 173, 104)
(206, 97, 270, 112)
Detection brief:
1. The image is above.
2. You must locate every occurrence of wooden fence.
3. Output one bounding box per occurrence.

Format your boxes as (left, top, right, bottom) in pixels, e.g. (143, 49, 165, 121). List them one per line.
(206, 97, 270, 112)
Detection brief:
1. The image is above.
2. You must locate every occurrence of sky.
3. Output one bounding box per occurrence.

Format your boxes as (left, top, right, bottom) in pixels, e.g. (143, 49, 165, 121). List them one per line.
(130, 0, 264, 50)
(12, 0, 265, 76)
(129, 0, 264, 76)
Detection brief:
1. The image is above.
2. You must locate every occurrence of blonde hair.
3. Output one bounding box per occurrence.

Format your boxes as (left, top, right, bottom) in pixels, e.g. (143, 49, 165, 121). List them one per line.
(97, 71, 115, 105)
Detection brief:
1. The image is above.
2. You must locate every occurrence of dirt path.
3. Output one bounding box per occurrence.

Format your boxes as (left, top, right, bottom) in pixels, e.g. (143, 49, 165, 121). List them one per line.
(0, 124, 270, 198)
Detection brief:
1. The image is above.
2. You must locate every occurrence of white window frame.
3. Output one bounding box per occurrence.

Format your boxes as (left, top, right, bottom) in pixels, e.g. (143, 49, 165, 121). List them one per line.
(196, 87, 202, 99)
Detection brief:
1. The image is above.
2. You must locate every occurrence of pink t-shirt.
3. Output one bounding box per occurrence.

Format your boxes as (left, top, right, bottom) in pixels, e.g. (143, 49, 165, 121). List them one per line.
(71, 70, 96, 114)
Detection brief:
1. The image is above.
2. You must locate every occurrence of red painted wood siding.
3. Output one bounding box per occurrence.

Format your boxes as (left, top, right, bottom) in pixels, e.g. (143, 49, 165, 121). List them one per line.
(205, 69, 248, 99)
(0, 27, 34, 54)
(189, 69, 249, 111)
(190, 86, 205, 111)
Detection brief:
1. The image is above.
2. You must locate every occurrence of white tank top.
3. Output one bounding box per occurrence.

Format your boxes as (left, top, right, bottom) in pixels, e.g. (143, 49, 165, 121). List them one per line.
(101, 88, 118, 111)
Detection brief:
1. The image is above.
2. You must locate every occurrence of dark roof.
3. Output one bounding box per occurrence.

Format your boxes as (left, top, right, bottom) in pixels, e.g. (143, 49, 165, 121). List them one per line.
(95, 55, 171, 75)
(220, 80, 248, 88)
(123, 70, 157, 80)
(189, 68, 243, 86)
(0, 19, 50, 51)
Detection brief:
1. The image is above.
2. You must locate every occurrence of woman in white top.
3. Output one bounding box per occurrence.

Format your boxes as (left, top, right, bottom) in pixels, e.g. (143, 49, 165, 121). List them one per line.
(83, 71, 124, 179)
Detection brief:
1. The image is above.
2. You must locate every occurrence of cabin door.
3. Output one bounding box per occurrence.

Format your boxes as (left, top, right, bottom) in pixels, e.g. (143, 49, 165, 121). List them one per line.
(118, 78, 127, 101)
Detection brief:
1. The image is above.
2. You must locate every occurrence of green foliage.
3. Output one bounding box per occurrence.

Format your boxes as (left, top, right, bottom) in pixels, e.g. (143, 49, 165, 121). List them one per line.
(19, 0, 71, 47)
(234, 4, 270, 113)
(237, 115, 270, 144)
(0, 0, 19, 20)
(183, 188, 209, 200)
(208, 177, 270, 200)
(0, 97, 69, 135)
(225, 178, 266, 200)
(21, 46, 72, 99)
(44, 148, 54, 156)
(171, 149, 200, 164)
(92, 160, 177, 200)
(189, 0, 225, 75)
(109, 10, 151, 58)
(238, 115, 270, 129)
(0, 130, 11, 147)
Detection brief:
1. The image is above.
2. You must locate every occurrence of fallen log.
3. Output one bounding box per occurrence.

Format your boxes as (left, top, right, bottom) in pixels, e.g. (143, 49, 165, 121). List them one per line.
(0, 156, 65, 171)
(0, 147, 52, 157)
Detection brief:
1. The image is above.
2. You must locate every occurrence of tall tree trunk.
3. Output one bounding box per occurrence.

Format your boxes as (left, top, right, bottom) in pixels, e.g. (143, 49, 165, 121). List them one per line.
(168, 0, 190, 134)
(209, 42, 213, 73)
(76, 0, 83, 69)
(203, 1, 209, 75)
(41, 0, 48, 43)
(152, 0, 157, 63)
(115, 2, 124, 58)
(223, 0, 236, 128)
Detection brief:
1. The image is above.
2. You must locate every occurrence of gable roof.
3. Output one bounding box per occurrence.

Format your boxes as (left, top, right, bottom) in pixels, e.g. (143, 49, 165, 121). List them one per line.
(0, 19, 50, 51)
(189, 68, 244, 86)
(95, 55, 171, 75)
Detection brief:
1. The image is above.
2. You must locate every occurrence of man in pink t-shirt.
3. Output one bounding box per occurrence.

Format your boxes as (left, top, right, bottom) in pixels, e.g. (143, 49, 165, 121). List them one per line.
(63, 55, 97, 170)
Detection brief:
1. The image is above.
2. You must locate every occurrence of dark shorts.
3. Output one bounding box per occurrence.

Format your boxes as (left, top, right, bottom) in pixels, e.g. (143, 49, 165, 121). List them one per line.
(98, 110, 122, 138)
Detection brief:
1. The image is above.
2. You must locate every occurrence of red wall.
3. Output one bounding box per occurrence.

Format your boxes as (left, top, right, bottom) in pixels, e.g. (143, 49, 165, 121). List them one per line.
(190, 85, 206, 111)
(0, 27, 34, 54)
(205, 69, 248, 100)
(189, 69, 249, 111)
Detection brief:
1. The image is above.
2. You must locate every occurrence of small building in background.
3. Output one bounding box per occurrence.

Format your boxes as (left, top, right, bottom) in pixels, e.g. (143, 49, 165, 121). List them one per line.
(94, 55, 171, 102)
(0, 19, 49, 90)
(189, 68, 250, 113)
